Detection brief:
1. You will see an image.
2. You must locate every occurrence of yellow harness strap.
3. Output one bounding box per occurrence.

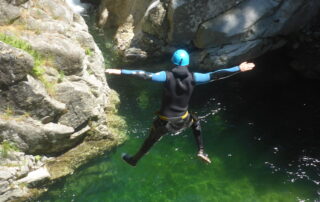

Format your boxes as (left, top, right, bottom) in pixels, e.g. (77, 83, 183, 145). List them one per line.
(158, 111, 189, 121)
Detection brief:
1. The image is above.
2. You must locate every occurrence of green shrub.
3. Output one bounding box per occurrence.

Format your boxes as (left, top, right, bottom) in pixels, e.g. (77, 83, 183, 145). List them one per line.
(0, 140, 19, 158)
(0, 33, 57, 95)
(0, 33, 46, 78)
(58, 70, 65, 82)
(85, 48, 93, 56)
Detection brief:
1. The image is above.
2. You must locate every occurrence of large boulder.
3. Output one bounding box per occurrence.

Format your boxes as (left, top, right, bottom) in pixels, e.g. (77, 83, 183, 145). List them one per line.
(98, 0, 153, 28)
(0, 1, 21, 26)
(0, 118, 75, 154)
(193, 0, 280, 48)
(193, 0, 320, 48)
(167, 0, 242, 45)
(0, 42, 33, 88)
(55, 79, 100, 129)
(2, 75, 66, 121)
(98, 0, 320, 69)
(196, 39, 286, 69)
(23, 33, 85, 75)
(141, 0, 168, 39)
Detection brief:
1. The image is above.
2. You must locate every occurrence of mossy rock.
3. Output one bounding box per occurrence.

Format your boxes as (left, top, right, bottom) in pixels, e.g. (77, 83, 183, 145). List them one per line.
(46, 139, 119, 180)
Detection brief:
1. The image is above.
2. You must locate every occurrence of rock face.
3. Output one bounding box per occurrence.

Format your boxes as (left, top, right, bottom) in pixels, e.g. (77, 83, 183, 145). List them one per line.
(0, 42, 34, 87)
(0, 0, 126, 201)
(99, 0, 320, 69)
(285, 21, 320, 80)
(0, 0, 113, 155)
(0, 148, 50, 202)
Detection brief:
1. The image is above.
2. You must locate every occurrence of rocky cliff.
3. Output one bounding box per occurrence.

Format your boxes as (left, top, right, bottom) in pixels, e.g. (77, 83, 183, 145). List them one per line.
(98, 0, 320, 74)
(0, 0, 126, 201)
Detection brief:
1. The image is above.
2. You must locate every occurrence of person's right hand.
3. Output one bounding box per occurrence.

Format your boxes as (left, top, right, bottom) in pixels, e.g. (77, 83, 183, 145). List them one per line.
(105, 69, 121, 75)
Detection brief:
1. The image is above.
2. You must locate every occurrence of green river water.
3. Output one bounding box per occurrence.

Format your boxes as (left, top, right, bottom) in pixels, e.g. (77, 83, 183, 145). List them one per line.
(36, 14, 320, 202)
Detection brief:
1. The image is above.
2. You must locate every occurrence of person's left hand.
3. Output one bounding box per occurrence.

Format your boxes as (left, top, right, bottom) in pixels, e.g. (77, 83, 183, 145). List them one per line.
(239, 62, 255, 72)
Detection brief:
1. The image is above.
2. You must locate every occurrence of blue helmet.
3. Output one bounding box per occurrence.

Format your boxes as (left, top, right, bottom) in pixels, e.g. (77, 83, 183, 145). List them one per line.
(171, 49, 189, 66)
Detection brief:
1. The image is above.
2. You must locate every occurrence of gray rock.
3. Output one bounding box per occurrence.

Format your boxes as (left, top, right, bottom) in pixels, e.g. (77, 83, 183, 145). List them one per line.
(97, 0, 109, 27)
(0, 170, 14, 181)
(36, 0, 73, 23)
(16, 167, 50, 184)
(193, 0, 320, 66)
(70, 125, 90, 139)
(55, 80, 100, 129)
(7, 0, 29, 6)
(194, 0, 280, 48)
(21, 33, 84, 75)
(0, 118, 76, 154)
(167, 0, 242, 45)
(98, 0, 153, 27)
(141, 0, 168, 39)
(16, 165, 30, 178)
(195, 0, 320, 49)
(7, 75, 66, 120)
(101, 0, 320, 71)
(124, 47, 148, 62)
(199, 39, 286, 69)
(0, 1, 21, 25)
(0, 187, 28, 202)
(0, 42, 34, 88)
(0, 181, 9, 194)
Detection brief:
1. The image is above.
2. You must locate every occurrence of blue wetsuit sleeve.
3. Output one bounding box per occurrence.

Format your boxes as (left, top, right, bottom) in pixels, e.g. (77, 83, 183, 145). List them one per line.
(121, 69, 166, 82)
(193, 66, 241, 84)
(151, 71, 167, 82)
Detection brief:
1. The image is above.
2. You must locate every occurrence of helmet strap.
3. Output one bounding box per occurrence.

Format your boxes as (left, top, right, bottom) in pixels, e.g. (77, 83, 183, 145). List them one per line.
(179, 58, 183, 66)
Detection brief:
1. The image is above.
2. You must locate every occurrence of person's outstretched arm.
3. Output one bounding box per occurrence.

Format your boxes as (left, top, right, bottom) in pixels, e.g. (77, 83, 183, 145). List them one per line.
(105, 69, 166, 83)
(193, 62, 255, 84)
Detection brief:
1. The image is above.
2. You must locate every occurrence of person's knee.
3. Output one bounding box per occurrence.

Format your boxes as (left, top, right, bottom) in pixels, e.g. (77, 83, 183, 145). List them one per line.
(192, 120, 201, 131)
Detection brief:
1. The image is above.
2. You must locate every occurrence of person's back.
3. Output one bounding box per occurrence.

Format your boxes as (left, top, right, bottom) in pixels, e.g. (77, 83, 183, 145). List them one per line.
(160, 66, 195, 117)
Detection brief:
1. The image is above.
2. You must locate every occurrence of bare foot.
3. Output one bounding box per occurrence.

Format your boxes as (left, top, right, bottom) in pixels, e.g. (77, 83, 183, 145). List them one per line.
(197, 152, 212, 164)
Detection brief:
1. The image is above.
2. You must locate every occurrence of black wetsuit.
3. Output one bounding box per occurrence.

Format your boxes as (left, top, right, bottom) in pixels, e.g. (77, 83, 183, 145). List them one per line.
(120, 65, 241, 165)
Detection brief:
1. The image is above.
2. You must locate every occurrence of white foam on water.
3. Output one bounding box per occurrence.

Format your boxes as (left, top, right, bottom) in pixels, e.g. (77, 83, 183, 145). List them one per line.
(65, 0, 90, 14)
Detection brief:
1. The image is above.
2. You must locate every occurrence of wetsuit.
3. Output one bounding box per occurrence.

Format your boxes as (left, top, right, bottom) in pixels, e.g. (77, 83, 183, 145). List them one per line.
(121, 65, 241, 165)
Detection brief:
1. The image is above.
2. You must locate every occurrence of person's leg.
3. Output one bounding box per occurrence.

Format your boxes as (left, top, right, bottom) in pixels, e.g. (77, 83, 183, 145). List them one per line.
(190, 114, 211, 163)
(123, 118, 167, 166)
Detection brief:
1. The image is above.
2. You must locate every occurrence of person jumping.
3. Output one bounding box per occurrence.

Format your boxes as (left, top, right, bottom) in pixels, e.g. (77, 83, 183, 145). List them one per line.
(106, 49, 255, 166)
